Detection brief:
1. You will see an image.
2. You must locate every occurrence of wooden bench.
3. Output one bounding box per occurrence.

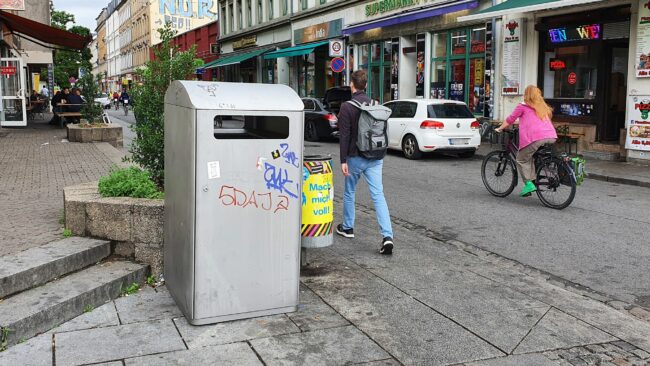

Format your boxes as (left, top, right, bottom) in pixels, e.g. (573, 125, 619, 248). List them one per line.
(54, 111, 82, 128)
(556, 126, 584, 154)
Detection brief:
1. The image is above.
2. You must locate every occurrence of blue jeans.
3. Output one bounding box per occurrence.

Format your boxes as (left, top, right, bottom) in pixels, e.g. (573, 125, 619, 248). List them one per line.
(342, 156, 393, 238)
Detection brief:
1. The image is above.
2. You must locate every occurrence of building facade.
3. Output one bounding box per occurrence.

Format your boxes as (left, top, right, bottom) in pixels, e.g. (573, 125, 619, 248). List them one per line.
(460, 0, 650, 162)
(118, 0, 134, 88)
(106, 0, 124, 93)
(170, 22, 220, 81)
(130, 0, 151, 77)
(95, 8, 109, 92)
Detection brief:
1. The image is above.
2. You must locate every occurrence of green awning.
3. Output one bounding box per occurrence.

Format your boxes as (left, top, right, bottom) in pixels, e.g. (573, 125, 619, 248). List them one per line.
(203, 48, 269, 69)
(263, 41, 329, 60)
(458, 0, 602, 22)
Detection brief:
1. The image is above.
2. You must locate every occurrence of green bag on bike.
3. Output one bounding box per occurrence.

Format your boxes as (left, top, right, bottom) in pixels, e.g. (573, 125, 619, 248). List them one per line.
(570, 155, 586, 186)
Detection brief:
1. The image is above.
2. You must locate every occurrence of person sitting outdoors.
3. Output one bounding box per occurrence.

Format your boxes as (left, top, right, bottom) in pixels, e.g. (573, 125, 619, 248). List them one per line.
(30, 90, 40, 102)
(49, 90, 64, 126)
(65, 88, 84, 123)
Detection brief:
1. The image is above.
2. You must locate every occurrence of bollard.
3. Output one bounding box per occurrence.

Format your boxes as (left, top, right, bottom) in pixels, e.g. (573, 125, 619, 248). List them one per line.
(301, 155, 334, 249)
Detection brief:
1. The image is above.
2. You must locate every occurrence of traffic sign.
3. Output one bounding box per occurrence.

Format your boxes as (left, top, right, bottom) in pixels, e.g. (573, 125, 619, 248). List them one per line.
(329, 39, 344, 57)
(567, 72, 577, 85)
(330, 57, 345, 73)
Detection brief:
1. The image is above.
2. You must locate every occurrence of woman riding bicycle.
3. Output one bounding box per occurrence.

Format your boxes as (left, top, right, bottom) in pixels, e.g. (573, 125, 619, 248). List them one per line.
(495, 85, 557, 197)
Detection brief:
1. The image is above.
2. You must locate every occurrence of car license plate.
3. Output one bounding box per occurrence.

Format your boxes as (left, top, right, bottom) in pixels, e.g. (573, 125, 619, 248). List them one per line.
(449, 138, 469, 145)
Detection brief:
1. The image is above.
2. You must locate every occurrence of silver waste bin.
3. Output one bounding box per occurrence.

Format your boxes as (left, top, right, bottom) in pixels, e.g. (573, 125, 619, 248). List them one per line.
(164, 81, 304, 325)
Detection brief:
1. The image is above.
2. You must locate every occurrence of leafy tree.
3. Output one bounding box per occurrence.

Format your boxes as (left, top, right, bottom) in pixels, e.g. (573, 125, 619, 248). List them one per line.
(129, 24, 201, 188)
(77, 72, 103, 124)
(48, 6, 91, 88)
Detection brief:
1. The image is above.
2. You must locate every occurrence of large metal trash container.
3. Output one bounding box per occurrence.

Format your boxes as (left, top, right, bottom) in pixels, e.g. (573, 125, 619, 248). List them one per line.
(164, 81, 304, 325)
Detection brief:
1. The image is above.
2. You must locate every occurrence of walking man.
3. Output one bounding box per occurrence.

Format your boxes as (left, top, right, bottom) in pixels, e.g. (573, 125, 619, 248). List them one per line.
(335, 70, 394, 255)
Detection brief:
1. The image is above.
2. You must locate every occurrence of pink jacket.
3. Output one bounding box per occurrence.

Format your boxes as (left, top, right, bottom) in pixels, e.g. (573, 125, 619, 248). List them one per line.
(506, 103, 557, 149)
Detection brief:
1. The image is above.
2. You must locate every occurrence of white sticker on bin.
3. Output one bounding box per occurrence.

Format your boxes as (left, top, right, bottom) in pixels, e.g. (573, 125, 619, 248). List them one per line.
(207, 161, 220, 179)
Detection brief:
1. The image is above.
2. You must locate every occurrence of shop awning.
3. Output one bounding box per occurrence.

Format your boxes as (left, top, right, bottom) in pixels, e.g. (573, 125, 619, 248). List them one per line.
(263, 41, 329, 60)
(343, 0, 477, 35)
(202, 48, 270, 68)
(458, 0, 604, 22)
(0, 10, 91, 50)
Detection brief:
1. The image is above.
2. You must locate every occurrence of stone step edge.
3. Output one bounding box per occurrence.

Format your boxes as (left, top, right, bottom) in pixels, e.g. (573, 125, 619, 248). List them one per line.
(0, 261, 148, 348)
(0, 238, 111, 299)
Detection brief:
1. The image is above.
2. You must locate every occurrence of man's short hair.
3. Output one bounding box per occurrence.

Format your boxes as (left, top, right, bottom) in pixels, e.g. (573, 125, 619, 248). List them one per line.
(351, 70, 367, 90)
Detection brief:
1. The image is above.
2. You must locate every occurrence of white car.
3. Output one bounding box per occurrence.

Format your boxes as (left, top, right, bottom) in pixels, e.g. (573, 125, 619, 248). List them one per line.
(95, 93, 112, 109)
(383, 99, 481, 159)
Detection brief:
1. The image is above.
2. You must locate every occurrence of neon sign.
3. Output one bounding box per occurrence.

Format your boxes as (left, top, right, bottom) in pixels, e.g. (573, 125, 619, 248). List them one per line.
(548, 24, 601, 43)
(549, 59, 566, 71)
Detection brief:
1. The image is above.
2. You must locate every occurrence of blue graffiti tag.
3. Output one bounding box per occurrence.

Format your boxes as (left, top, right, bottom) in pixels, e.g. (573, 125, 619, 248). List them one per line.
(280, 143, 299, 168)
(264, 163, 298, 198)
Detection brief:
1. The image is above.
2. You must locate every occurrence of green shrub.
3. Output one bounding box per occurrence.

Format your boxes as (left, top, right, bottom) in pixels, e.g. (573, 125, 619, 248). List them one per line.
(98, 167, 164, 199)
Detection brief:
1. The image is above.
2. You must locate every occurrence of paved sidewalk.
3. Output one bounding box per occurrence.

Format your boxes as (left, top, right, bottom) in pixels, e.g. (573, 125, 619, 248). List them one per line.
(476, 144, 650, 188)
(0, 120, 122, 256)
(2, 206, 650, 365)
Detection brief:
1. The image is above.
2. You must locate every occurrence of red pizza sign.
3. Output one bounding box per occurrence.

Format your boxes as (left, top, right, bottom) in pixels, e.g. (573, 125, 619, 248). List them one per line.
(567, 72, 577, 85)
(0, 66, 16, 75)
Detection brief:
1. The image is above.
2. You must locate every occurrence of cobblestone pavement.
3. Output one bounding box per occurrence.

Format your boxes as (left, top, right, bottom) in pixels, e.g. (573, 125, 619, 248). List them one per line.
(0, 121, 120, 256)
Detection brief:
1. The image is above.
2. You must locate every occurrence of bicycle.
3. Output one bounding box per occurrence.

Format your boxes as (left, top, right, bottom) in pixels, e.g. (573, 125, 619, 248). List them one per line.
(480, 125, 577, 210)
(123, 99, 129, 116)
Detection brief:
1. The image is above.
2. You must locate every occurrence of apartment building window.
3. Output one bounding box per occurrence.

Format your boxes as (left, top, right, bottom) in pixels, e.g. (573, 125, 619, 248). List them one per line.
(228, 2, 234, 32)
(221, 4, 226, 33)
(320, 0, 325, 4)
(268, 0, 273, 20)
(237, 0, 242, 29)
(257, 0, 263, 24)
(246, 0, 252, 26)
(301, 0, 307, 11)
(281, 0, 287, 15)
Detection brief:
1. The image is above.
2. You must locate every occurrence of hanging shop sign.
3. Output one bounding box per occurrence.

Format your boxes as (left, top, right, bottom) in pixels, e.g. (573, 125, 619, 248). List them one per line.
(294, 19, 343, 45)
(0, 0, 25, 10)
(636, 0, 650, 77)
(330, 58, 345, 73)
(0, 66, 16, 75)
(502, 19, 523, 95)
(626, 96, 650, 151)
(567, 72, 577, 85)
(329, 39, 344, 57)
(233, 35, 257, 50)
(548, 24, 601, 44)
(210, 43, 220, 54)
(549, 59, 566, 71)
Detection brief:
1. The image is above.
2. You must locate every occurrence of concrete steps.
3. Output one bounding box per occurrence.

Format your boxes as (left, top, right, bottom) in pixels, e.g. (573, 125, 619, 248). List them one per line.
(0, 238, 148, 349)
(0, 237, 111, 298)
(0, 260, 147, 347)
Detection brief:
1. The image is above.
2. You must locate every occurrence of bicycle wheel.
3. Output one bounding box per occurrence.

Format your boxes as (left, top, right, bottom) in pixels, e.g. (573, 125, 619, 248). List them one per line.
(481, 150, 518, 197)
(535, 157, 576, 210)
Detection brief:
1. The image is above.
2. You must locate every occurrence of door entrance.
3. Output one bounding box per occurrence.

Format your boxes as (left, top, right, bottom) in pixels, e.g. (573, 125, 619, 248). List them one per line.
(601, 45, 628, 142)
(0, 57, 27, 127)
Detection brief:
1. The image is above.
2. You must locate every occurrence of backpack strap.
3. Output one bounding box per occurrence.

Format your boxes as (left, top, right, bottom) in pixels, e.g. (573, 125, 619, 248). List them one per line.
(347, 99, 363, 109)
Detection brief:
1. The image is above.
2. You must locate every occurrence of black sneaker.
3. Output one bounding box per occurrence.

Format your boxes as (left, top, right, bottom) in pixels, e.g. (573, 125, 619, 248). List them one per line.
(336, 224, 354, 238)
(380, 237, 394, 255)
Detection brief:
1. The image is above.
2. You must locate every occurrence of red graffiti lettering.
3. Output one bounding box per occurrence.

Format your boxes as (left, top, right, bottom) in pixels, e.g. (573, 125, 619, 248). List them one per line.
(244, 192, 258, 209)
(258, 192, 272, 211)
(275, 195, 289, 213)
(219, 185, 236, 206)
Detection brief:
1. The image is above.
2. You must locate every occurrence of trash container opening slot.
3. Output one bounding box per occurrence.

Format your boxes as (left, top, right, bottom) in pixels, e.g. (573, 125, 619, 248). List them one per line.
(213, 115, 290, 140)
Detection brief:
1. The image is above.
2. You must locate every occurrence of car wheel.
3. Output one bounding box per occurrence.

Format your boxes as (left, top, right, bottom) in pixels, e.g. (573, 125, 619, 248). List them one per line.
(402, 135, 422, 160)
(305, 120, 319, 142)
(458, 150, 476, 158)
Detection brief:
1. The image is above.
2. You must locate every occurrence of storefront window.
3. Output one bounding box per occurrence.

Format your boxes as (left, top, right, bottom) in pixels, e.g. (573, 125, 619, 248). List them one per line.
(451, 30, 467, 56)
(433, 32, 447, 59)
(430, 27, 489, 114)
(371, 43, 381, 63)
(359, 44, 368, 69)
(543, 46, 599, 99)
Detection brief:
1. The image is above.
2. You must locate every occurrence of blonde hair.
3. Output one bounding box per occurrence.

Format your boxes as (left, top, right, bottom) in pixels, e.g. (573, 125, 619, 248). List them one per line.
(524, 85, 553, 121)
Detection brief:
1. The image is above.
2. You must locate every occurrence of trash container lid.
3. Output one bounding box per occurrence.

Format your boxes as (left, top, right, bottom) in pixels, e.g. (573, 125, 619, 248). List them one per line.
(304, 155, 332, 162)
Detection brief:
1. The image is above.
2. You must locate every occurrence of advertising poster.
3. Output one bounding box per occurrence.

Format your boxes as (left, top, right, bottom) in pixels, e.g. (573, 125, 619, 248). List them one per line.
(390, 39, 399, 101)
(416, 35, 426, 98)
(150, 0, 218, 45)
(636, 0, 650, 77)
(502, 19, 523, 95)
(626, 96, 650, 151)
(0, 0, 25, 10)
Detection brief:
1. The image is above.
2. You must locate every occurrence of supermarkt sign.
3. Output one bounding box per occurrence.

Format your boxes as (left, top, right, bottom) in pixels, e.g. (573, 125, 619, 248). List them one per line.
(365, 0, 423, 17)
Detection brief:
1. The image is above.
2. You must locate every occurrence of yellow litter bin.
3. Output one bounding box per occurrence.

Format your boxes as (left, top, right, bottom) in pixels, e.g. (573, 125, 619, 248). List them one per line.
(301, 155, 333, 248)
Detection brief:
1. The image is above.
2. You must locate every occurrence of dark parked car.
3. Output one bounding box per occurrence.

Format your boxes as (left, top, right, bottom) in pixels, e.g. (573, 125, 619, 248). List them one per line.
(302, 98, 338, 142)
(322, 86, 351, 115)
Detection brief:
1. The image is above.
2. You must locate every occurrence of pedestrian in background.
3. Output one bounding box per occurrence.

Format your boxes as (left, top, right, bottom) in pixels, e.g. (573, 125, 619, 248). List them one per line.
(40, 85, 49, 98)
(335, 69, 394, 255)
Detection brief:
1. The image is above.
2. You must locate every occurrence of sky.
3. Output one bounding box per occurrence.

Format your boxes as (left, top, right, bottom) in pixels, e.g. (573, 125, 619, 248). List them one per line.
(52, 0, 106, 32)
